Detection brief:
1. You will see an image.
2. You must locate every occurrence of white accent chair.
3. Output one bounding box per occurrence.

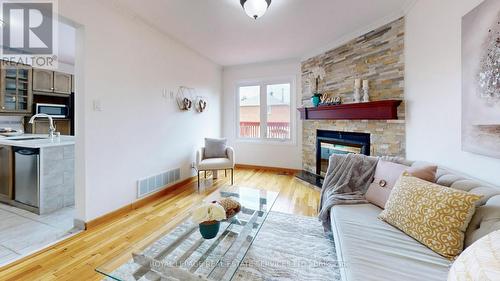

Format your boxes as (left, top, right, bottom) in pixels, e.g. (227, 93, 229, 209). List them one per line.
(195, 146, 235, 191)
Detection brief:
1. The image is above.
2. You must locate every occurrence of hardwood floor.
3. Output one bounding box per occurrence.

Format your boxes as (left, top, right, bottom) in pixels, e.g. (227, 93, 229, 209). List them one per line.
(0, 168, 319, 281)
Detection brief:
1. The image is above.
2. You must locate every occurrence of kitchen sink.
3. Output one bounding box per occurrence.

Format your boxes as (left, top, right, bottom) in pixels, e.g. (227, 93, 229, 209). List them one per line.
(8, 137, 48, 141)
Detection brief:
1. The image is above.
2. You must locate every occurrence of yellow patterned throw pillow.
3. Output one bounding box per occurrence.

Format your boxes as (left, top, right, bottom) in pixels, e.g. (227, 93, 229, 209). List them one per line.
(378, 173, 482, 259)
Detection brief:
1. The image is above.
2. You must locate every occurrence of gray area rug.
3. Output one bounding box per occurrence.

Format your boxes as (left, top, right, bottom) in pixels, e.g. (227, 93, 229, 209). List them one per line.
(233, 211, 340, 281)
(104, 212, 340, 281)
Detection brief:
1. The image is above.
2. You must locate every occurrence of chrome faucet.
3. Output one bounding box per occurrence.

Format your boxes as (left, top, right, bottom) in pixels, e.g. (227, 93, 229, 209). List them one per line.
(29, 114, 57, 139)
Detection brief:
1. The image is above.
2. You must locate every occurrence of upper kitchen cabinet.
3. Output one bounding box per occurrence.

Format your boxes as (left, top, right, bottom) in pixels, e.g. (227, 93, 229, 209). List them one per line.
(54, 72, 72, 94)
(32, 69, 53, 93)
(0, 62, 32, 114)
(33, 69, 72, 96)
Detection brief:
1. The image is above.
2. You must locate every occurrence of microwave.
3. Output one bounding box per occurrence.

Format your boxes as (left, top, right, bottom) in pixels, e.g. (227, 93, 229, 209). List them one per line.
(35, 103, 68, 118)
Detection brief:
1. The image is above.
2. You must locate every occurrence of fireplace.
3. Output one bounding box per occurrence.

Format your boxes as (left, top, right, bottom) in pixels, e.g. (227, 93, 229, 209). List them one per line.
(316, 130, 370, 177)
(296, 130, 370, 187)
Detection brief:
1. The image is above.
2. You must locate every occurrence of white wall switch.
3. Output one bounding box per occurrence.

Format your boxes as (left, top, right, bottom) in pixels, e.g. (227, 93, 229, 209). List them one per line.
(93, 100, 103, 111)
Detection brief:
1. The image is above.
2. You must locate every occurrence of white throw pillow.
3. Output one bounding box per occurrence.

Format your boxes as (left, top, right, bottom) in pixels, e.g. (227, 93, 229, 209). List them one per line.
(448, 230, 500, 281)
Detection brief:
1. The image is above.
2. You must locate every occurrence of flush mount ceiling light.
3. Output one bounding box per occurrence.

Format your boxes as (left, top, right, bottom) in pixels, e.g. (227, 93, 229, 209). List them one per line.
(240, 0, 271, 20)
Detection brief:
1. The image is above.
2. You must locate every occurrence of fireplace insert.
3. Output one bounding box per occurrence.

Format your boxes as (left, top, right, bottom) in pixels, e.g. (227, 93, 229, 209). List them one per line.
(296, 130, 371, 188)
(316, 130, 370, 177)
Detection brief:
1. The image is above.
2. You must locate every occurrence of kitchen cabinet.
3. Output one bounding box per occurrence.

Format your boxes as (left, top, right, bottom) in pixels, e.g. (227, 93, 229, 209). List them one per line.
(32, 69, 53, 92)
(54, 72, 72, 94)
(0, 62, 32, 114)
(0, 137, 75, 214)
(33, 69, 72, 95)
(0, 145, 13, 202)
(25, 118, 72, 135)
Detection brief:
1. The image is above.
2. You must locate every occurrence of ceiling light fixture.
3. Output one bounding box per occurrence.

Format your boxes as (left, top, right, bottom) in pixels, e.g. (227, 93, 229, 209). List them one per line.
(240, 0, 271, 20)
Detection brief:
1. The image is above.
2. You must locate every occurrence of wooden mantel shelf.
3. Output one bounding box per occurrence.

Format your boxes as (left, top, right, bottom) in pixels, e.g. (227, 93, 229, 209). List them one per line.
(297, 100, 402, 120)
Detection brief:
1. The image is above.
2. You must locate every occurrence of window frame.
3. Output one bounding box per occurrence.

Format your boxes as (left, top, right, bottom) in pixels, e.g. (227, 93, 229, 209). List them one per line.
(235, 77, 296, 144)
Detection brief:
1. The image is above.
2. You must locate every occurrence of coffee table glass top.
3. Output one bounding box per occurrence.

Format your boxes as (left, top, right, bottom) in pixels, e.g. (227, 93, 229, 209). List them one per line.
(96, 186, 279, 281)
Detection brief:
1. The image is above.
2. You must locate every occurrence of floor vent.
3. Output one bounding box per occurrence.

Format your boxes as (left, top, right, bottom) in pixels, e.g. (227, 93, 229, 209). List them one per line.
(137, 168, 180, 198)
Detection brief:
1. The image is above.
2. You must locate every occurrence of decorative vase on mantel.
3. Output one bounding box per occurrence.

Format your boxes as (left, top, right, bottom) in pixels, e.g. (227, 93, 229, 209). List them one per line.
(311, 93, 322, 107)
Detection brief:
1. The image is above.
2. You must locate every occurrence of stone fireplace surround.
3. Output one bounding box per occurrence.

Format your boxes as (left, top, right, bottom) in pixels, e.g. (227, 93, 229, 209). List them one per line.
(301, 17, 406, 174)
(302, 120, 405, 174)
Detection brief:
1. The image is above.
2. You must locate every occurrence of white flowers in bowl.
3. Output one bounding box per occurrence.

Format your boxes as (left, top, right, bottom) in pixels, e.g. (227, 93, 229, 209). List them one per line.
(192, 202, 227, 224)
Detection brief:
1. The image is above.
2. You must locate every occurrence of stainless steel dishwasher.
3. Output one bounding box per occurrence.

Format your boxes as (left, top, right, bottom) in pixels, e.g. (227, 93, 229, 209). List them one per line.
(14, 147, 40, 208)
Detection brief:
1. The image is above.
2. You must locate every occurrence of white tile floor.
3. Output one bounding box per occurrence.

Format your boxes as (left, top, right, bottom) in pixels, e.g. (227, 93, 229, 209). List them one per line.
(0, 203, 79, 266)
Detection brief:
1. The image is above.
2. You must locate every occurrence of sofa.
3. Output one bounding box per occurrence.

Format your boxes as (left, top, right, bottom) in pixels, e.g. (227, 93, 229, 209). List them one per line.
(330, 158, 500, 281)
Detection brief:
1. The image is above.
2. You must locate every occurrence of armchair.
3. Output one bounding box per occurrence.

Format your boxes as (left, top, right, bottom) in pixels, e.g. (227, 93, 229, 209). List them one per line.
(195, 146, 235, 191)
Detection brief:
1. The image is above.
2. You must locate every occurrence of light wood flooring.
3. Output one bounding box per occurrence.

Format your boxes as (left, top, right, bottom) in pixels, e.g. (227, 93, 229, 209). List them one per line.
(0, 168, 319, 281)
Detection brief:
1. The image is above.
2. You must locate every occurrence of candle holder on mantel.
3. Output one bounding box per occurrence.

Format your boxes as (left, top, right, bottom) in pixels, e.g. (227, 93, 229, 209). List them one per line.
(354, 89, 361, 103)
(362, 89, 370, 102)
(353, 79, 361, 103)
(362, 80, 370, 102)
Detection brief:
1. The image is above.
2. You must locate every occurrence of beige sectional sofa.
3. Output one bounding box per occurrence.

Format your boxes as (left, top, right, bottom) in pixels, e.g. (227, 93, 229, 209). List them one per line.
(330, 159, 500, 281)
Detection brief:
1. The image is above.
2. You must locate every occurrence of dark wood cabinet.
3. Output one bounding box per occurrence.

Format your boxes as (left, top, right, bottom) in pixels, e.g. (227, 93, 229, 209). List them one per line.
(0, 145, 13, 202)
(0, 62, 32, 114)
(33, 69, 72, 96)
(54, 72, 72, 94)
(32, 69, 54, 92)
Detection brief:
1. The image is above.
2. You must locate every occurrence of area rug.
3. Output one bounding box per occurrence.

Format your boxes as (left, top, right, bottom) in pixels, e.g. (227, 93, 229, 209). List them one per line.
(104, 212, 340, 281)
(233, 211, 340, 281)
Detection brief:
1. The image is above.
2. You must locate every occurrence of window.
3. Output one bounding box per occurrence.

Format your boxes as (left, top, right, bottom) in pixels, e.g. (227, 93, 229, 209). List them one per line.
(266, 83, 291, 139)
(238, 85, 261, 138)
(237, 80, 293, 141)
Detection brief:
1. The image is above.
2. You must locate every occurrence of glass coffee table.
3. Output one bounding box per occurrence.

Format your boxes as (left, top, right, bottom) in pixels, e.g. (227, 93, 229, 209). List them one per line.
(96, 186, 279, 281)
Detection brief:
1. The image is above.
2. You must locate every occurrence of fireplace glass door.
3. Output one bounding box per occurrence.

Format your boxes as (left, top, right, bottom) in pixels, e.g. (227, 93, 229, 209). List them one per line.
(319, 141, 363, 177)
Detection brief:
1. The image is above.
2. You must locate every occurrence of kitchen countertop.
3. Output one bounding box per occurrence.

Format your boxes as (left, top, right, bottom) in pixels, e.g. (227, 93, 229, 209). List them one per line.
(0, 134, 75, 148)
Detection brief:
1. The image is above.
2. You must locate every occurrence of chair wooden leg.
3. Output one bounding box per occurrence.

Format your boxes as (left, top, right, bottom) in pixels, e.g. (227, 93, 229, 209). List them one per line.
(205, 171, 207, 179)
(231, 168, 234, 185)
(225, 169, 227, 177)
(197, 171, 200, 192)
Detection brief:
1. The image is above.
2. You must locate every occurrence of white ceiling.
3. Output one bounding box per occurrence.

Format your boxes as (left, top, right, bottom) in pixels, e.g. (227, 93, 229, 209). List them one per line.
(114, 0, 414, 66)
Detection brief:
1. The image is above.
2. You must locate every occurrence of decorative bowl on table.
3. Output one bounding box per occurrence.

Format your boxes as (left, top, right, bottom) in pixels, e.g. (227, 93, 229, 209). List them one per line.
(217, 198, 241, 220)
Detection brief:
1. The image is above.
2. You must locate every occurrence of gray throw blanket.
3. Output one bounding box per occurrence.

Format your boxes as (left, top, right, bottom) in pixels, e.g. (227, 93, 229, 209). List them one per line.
(319, 153, 379, 232)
